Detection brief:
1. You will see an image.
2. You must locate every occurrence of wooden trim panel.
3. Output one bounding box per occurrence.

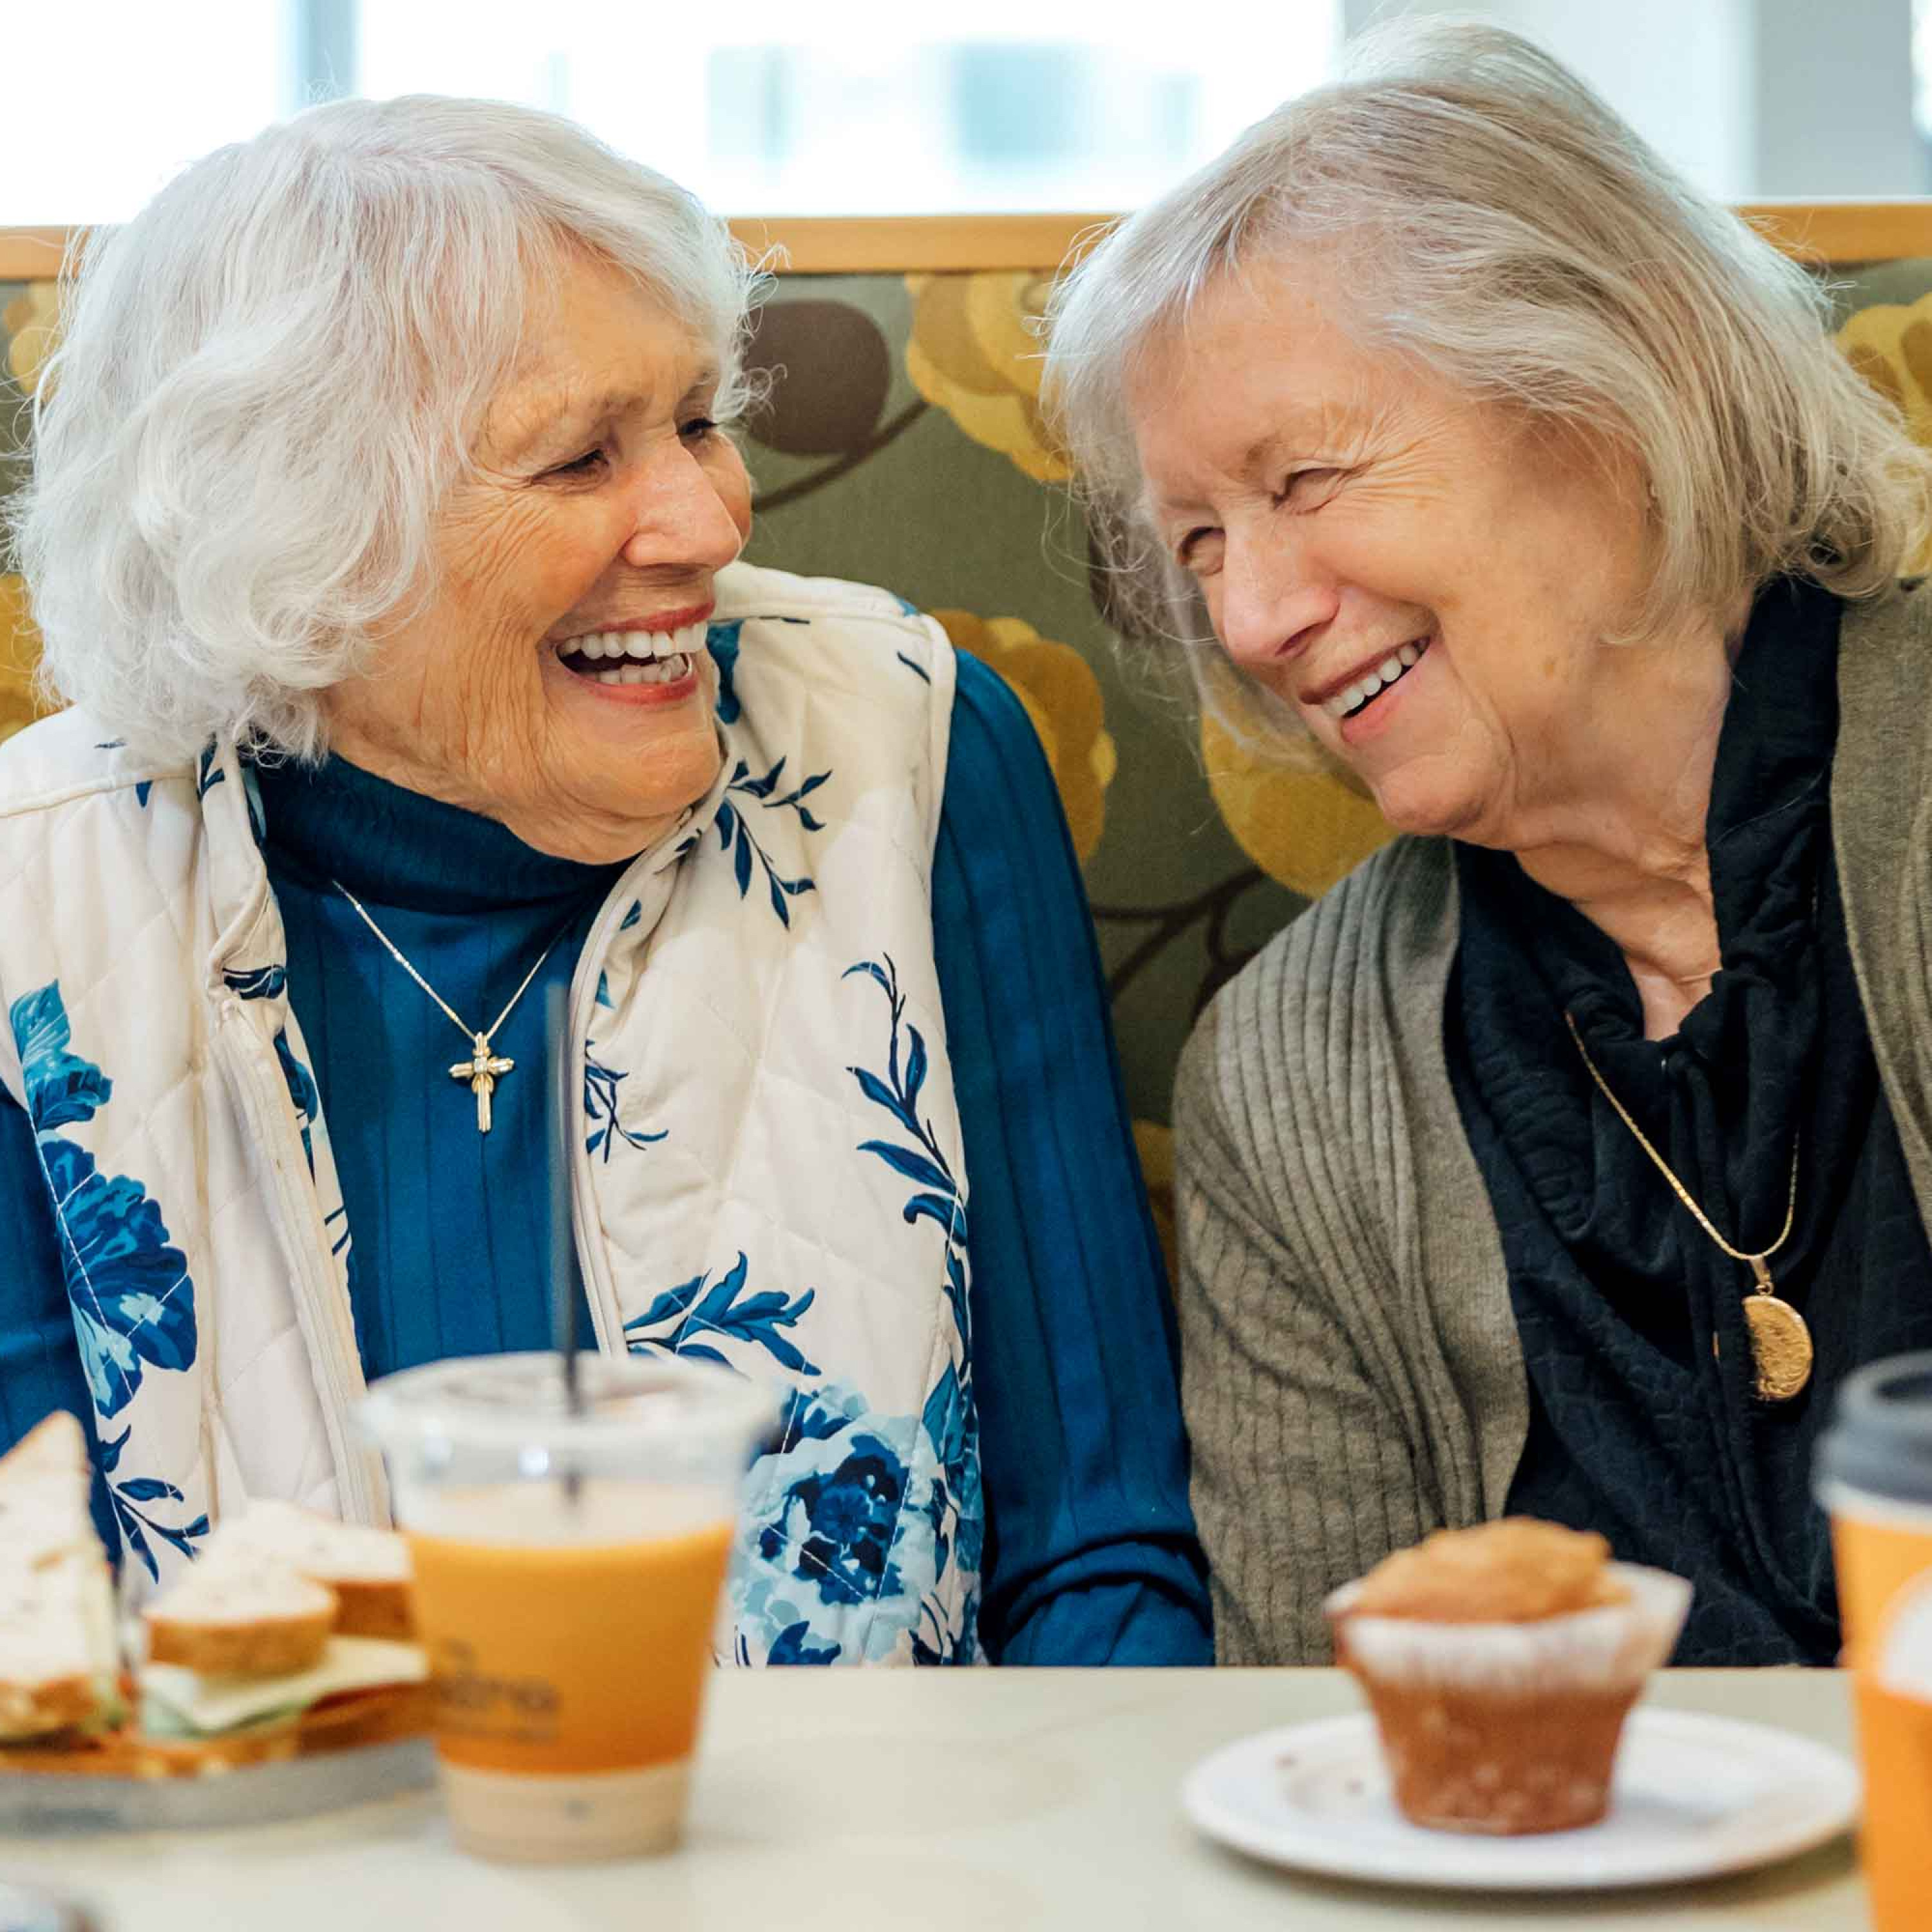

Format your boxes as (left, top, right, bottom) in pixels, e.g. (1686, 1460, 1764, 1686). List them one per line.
(7, 202, 1932, 284)
(0, 227, 74, 280)
(0, 216, 1119, 284)
(1735, 200, 1932, 265)
(726, 213, 1118, 274)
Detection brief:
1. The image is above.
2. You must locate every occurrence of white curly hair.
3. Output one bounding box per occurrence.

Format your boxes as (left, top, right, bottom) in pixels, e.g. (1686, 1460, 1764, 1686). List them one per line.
(10, 93, 762, 760)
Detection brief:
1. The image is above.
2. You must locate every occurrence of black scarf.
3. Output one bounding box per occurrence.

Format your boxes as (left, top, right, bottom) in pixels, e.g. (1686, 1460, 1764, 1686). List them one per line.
(1448, 578, 1932, 1664)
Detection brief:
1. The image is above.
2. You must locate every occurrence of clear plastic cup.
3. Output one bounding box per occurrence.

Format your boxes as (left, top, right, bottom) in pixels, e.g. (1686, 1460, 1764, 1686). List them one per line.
(360, 1352, 770, 1862)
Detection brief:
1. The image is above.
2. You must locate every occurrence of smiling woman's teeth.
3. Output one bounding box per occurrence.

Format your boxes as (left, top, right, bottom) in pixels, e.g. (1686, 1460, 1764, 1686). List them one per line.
(590, 655, 690, 686)
(1326, 639, 1427, 721)
(556, 621, 708, 687)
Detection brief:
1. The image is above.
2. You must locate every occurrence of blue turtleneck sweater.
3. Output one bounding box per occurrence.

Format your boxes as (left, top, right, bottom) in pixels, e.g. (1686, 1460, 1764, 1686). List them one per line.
(0, 654, 1211, 1664)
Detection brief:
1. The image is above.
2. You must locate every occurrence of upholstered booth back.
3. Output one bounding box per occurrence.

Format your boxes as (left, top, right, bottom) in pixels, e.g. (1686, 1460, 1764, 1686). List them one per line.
(7, 209, 1932, 1255)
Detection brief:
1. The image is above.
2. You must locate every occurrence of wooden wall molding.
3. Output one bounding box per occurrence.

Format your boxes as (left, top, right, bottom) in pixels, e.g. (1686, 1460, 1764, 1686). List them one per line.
(1735, 200, 1932, 263)
(7, 202, 1932, 284)
(0, 227, 72, 280)
(726, 213, 1118, 274)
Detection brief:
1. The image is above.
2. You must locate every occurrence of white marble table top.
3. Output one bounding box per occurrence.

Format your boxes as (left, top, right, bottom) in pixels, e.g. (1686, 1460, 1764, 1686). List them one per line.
(1, 1667, 1863, 1931)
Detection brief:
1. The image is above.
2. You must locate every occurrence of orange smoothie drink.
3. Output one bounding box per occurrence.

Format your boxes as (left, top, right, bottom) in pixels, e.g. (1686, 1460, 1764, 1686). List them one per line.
(361, 1354, 770, 1862)
(1816, 1352, 1932, 1931)
(410, 1504, 730, 1776)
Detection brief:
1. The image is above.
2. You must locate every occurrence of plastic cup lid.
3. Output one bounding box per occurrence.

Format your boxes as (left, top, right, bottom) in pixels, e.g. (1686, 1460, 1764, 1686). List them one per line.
(1814, 1351, 1932, 1508)
(360, 1350, 774, 1459)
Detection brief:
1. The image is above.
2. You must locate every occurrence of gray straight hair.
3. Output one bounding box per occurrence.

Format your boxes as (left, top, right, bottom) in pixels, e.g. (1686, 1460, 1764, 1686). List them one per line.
(10, 93, 762, 761)
(1043, 18, 1932, 755)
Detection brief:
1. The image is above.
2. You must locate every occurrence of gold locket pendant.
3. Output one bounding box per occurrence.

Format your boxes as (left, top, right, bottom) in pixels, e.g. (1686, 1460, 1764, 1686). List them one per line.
(1715, 1256, 1815, 1403)
(1742, 1287, 1814, 1403)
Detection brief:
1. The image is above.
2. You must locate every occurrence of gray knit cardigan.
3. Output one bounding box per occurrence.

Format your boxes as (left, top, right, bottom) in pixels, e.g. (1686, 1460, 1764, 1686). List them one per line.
(1173, 582, 1932, 1665)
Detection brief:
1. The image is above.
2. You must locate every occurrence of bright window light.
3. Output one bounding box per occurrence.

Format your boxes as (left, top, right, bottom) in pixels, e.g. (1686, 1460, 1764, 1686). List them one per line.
(358, 2, 1341, 214)
(3, 2, 1343, 225)
(2, 4, 291, 225)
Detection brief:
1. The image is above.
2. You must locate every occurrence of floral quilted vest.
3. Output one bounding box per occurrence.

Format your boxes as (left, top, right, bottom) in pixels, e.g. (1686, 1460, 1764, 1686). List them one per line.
(0, 563, 983, 1666)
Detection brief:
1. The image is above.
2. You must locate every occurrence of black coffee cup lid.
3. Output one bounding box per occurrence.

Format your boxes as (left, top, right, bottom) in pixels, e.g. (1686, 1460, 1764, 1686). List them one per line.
(1815, 1351, 1932, 1506)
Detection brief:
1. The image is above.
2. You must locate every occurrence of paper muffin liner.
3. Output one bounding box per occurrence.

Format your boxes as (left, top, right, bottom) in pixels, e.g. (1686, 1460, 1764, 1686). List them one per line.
(1325, 1562, 1692, 1694)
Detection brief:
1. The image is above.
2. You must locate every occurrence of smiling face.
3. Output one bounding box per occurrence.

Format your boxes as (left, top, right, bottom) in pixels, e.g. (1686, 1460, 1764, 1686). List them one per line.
(1128, 260, 1704, 849)
(321, 249, 748, 863)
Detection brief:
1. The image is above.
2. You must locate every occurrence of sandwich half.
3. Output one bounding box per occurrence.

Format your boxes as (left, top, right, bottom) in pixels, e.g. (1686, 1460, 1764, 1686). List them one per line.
(0, 1412, 123, 1742)
(208, 1498, 413, 1640)
(0, 1431, 426, 1777)
(137, 1506, 424, 1750)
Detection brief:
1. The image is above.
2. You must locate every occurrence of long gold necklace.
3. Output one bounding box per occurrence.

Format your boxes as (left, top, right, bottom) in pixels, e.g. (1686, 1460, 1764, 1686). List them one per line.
(1564, 1010, 1812, 1403)
(333, 880, 561, 1134)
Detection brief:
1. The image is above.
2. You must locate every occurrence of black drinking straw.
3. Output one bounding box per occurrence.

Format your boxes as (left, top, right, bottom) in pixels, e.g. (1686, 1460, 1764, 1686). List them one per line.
(545, 981, 585, 1501)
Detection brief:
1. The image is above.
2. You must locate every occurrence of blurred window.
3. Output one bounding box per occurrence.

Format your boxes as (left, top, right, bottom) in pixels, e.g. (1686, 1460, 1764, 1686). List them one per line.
(12, 1, 1924, 226)
(2, 1, 1341, 223)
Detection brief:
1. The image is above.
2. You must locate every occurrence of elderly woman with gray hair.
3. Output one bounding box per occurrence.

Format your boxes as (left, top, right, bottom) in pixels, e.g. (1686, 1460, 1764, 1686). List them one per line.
(0, 96, 1211, 1667)
(1046, 21, 1932, 1667)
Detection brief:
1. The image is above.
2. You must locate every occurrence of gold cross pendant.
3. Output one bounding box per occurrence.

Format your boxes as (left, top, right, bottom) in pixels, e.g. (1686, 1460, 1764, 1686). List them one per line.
(450, 1031, 514, 1133)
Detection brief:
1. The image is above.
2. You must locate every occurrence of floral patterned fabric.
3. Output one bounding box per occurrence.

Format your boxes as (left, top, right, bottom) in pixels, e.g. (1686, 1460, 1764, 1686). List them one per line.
(6, 981, 208, 1578)
(7, 255, 1932, 1256)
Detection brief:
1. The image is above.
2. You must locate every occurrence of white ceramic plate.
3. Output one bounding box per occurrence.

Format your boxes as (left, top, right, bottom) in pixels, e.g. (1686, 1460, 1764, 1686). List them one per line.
(1181, 1709, 1858, 1893)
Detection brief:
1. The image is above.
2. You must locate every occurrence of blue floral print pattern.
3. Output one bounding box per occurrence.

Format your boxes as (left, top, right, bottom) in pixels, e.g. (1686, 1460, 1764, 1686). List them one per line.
(706, 620, 744, 724)
(623, 1251, 819, 1374)
(11, 983, 112, 1130)
(714, 757, 829, 928)
(11, 984, 198, 1417)
(842, 956, 983, 1662)
(273, 1030, 319, 1175)
(583, 1050, 666, 1162)
(97, 1423, 209, 1581)
(35, 1135, 198, 1417)
(710, 612, 808, 726)
(842, 956, 970, 1336)
(730, 1381, 942, 1664)
(9, 982, 207, 1575)
(914, 1361, 983, 1663)
(766, 1622, 842, 1665)
(222, 960, 323, 1191)
(223, 965, 287, 1001)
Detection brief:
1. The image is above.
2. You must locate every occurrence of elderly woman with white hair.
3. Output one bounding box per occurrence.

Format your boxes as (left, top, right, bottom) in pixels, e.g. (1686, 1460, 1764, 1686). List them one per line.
(0, 95, 1211, 1667)
(1046, 21, 1932, 1667)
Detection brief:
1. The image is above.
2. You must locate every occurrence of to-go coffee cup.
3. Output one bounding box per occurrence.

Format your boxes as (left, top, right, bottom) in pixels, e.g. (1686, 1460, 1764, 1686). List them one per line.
(1815, 1350, 1932, 1931)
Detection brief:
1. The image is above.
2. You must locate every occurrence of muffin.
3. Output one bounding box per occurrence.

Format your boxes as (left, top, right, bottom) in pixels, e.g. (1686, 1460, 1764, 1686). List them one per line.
(1325, 1519, 1692, 1835)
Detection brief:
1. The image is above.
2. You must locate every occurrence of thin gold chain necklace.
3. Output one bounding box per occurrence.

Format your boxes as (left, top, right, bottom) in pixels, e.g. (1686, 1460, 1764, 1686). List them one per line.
(333, 880, 562, 1134)
(1564, 1009, 1813, 1403)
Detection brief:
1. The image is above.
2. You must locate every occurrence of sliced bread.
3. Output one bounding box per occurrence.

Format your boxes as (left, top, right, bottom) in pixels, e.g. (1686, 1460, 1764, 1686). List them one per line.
(209, 1499, 413, 1640)
(0, 1412, 121, 1740)
(143, 1558, 337, 1678)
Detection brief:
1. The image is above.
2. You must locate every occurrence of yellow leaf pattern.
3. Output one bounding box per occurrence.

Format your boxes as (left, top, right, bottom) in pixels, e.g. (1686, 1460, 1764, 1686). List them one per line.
(0, 575, 48, 745)
(1839, 293, 1932, 570)
(3, 282, 60, 399)
(904, 272, 1070, 484)
(1201, 713, 1395, 899)
(931, 608, 1115, 862)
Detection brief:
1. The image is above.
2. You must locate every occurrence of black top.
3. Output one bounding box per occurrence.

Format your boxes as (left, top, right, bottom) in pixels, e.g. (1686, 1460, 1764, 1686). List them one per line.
(1448, 578, 1932, 1664)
